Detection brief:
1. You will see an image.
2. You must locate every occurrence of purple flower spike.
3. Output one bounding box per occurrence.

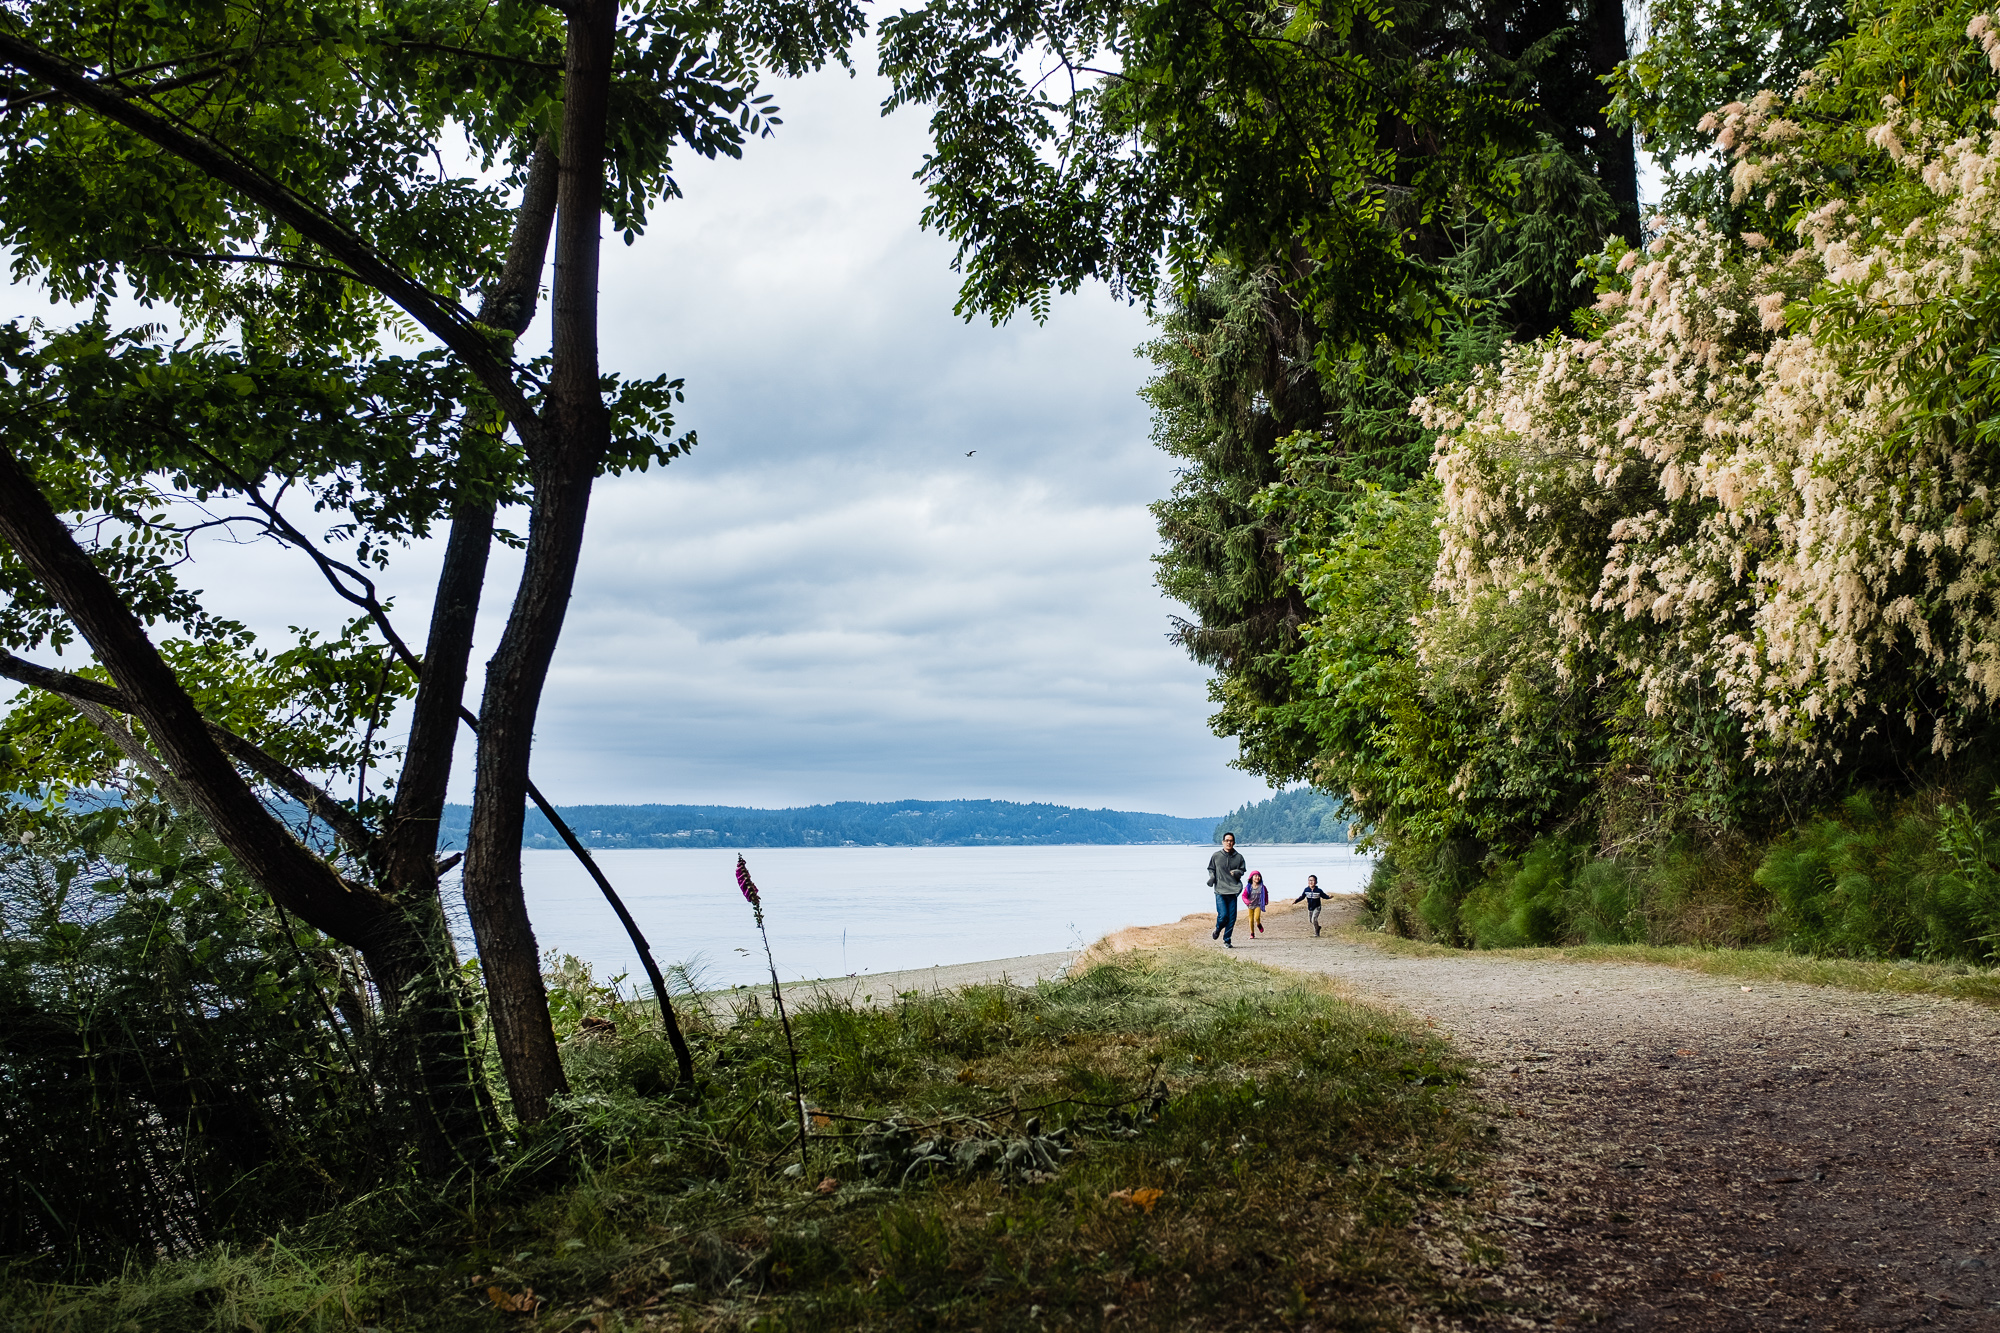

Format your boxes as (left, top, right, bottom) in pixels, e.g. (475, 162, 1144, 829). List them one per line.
(735, 852, 805, 1177)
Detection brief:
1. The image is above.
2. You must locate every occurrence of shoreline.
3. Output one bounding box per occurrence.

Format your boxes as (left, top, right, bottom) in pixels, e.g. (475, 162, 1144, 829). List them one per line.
(737, 950, 1082, 1008)
(700, 891, 1364, 1011)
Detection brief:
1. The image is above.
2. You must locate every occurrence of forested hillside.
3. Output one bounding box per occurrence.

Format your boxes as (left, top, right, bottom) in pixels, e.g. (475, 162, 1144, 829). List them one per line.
(1215, 788, 1355, 843)
(435, 799, 1218, 848)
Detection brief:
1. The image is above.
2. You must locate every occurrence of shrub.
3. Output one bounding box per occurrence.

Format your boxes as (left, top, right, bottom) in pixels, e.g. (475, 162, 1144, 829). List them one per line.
(1461, 840, 1584, 947)
(1568, 859, 1642, 943)
(1760, 790, 2000, 962)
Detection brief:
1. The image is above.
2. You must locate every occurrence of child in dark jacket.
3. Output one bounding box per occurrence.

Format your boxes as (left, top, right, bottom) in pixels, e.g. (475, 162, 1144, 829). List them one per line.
(1293, 875, 1331, 936)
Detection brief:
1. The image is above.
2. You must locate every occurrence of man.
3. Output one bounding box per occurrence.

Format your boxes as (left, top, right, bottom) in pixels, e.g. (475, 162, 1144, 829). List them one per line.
(1207, 832, 1247, 947)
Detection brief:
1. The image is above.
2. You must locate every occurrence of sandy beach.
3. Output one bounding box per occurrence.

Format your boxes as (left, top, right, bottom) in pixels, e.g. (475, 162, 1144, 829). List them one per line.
(718, 949, 1081, 1010)
(706, 888, 1349, 1013)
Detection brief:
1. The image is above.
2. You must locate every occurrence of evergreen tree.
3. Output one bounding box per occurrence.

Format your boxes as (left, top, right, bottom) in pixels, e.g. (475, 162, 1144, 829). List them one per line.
(1139, 0, 1636, 789)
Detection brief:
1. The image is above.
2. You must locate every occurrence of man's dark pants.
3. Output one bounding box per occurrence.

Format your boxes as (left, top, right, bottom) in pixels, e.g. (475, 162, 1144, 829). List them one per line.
(1214, 892, 1238, 943)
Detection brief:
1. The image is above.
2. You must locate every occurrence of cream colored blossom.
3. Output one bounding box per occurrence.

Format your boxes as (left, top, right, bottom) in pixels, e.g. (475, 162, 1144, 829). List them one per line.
(1972, 13, 2000, 69)
(1421, 73, 2000, 764)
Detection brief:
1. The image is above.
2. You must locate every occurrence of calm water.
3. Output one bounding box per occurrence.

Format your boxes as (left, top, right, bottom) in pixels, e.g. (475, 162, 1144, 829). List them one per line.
(466, 843, 1374, 993)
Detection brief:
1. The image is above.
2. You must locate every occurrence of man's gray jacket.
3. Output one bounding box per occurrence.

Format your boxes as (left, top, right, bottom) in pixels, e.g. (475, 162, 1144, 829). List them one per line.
(1206, 846, 1247, 893)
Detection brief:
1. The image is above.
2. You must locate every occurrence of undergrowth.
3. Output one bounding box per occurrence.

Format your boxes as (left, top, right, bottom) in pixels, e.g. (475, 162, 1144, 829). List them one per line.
(1363, 783, 2000, 966)
(0, 949, 1495, 1332)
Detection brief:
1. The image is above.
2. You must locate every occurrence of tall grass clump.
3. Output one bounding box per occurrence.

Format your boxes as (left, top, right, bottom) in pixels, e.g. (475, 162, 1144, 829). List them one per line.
(1760, 791, 2000, 962)
(1459, 840, 1585, 948)
(0, 802, 387, 1277)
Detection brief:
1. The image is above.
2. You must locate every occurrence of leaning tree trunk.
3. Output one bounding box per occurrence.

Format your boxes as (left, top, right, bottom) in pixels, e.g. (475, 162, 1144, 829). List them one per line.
(0, 444, 486, 1172)
(460, 0, 618, 1125)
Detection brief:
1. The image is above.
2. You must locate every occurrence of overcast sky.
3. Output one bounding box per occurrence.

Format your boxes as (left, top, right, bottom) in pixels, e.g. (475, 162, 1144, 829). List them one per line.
(2, 39, 1278, 819)
(526, 46, 1256, 815)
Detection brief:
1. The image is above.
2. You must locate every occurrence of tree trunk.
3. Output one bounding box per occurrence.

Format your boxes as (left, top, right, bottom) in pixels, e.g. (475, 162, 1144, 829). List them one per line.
(365, 141, 563, 1151)
(1589, 0, 1641, 243)
(381, 138, 559, 903)
(356, 899, 493, 1173)
(460, 0, 617, 1125)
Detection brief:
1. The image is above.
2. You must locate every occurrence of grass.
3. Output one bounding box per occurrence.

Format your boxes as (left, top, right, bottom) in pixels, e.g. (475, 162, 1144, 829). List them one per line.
(1341, 918, 2000, 1005)
(0, 1245, 379, 1333)
(1, 949, 1501, 1332)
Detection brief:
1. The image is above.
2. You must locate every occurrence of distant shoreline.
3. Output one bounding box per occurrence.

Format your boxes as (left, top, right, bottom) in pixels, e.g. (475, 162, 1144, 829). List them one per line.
(437, 794, 1359, 851)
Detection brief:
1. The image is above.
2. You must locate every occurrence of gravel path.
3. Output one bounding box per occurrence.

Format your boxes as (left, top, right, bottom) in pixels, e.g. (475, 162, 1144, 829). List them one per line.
(1099, 897, 2000, 1330)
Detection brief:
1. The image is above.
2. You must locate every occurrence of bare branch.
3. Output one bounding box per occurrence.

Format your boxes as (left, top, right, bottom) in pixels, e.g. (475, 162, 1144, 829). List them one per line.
(383, 39, 566, 72)
(137, 245, 356, 279)
(71, 696, 191, 804)
(1, 62, 231, 114)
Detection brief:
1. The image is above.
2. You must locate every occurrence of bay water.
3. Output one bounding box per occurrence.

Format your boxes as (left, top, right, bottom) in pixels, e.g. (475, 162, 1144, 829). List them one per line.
(477, 842, 1374, 993)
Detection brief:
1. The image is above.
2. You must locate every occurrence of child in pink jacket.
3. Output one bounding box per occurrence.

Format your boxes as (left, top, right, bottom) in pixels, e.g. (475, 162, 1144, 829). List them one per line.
(1241, 870, 1270, 937)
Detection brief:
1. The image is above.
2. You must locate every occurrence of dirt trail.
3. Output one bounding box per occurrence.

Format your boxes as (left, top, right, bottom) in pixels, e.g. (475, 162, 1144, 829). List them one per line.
(1094, 898, 2000, 1330)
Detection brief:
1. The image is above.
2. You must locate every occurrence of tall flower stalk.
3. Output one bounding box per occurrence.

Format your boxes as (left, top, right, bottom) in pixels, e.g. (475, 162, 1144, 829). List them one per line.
(735, 855, 808, 1177)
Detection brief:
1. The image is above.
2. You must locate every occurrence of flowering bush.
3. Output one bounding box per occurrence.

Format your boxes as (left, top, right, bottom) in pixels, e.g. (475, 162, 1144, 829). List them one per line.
(1421, 6, 2000, 771)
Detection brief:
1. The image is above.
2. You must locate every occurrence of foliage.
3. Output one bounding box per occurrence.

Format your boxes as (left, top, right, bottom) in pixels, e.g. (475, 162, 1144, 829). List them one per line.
(1609, 0, 1848, 222)
(1141, 269, 1595, 792)
(1422, 7, 2000, 778)
(1213, 786, 1355, 844)
(0, 951, 1499, 1330)
(1142, 265, 1327, 783)
(1459, 839, 1590, 947)
(1342, 905, 2000, 1003)
(1264, 0, 2000, 961)
(1364, 783, 2000, 961)
(0, 802, 385, 1275)
(880, 0, 1525, 347)
(1129, 0, 1636, 792)
(0, 0, 853, 343)
(1760, 789, 2000, 961)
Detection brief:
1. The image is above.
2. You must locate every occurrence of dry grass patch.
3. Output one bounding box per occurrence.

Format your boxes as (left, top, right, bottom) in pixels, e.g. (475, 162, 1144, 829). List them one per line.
(1337, 917, 2000, 1005)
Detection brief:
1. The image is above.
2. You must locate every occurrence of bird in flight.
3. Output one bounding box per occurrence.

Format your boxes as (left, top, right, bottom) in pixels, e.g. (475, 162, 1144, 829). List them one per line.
(965, 449, 976, 456)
